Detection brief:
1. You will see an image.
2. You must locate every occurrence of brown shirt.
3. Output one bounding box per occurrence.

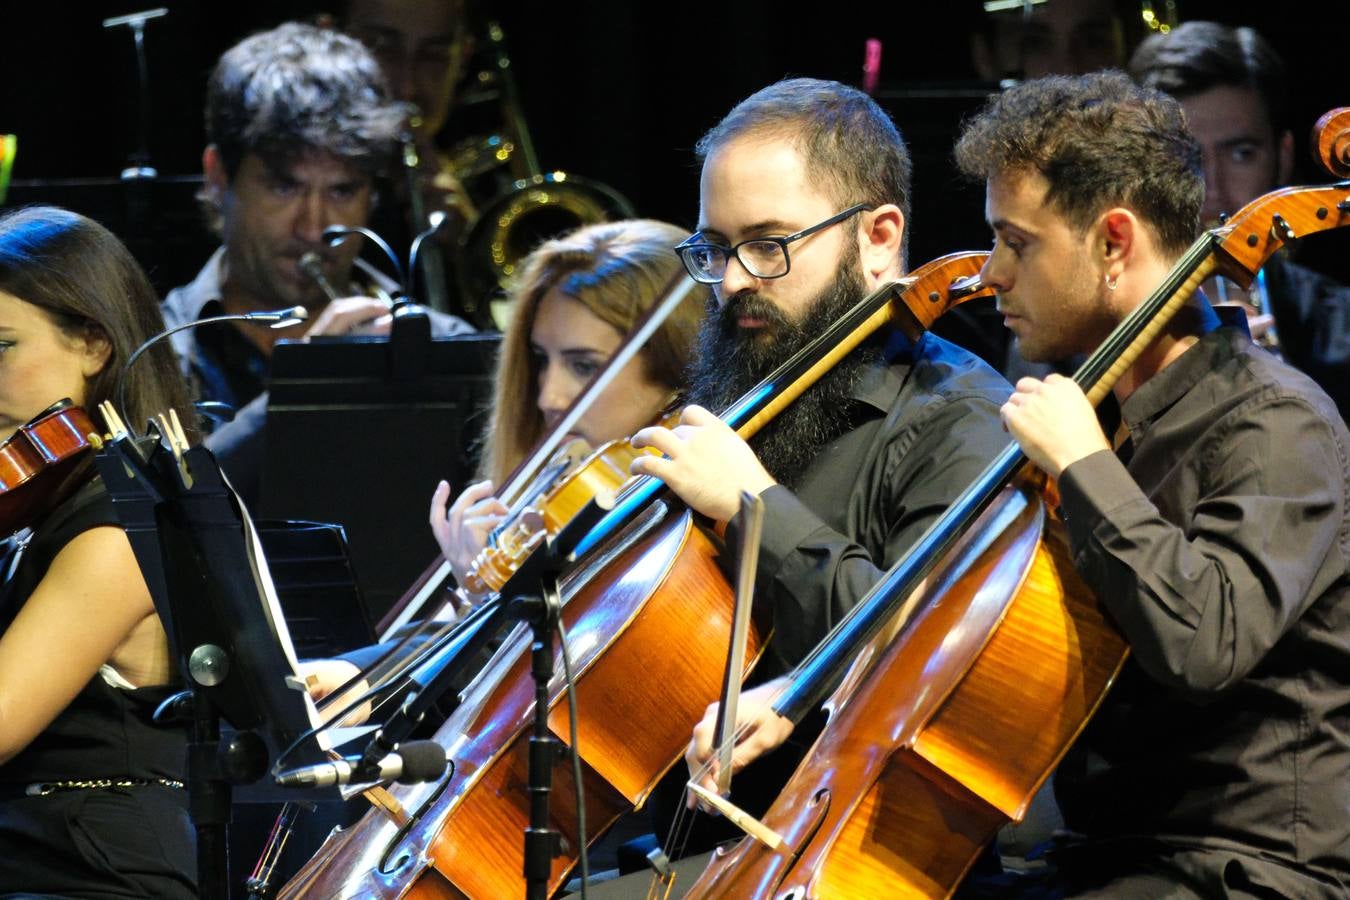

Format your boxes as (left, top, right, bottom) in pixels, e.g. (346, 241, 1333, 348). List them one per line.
(1055, 317, 1350, 896)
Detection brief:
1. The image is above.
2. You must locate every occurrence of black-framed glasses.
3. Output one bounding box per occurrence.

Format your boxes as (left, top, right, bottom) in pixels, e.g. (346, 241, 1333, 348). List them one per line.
(674, 203, 873, 285)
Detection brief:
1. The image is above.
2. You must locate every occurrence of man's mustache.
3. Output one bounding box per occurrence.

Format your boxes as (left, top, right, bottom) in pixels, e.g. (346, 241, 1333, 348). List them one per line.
(719, 292, 792, 333)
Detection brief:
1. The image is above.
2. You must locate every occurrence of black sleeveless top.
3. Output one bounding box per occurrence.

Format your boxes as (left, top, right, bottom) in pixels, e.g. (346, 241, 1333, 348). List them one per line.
(0, 475, 195, 898)
(0, 476, 183, 787)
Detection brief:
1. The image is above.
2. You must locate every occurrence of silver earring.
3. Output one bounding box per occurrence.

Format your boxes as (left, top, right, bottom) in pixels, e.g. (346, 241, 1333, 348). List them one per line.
(1105, 274, 1118, 291)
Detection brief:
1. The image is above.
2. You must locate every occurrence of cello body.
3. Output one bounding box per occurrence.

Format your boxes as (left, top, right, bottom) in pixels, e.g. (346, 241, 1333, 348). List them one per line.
(282, 504, 764, 899)
(687, 482, 1127, 898)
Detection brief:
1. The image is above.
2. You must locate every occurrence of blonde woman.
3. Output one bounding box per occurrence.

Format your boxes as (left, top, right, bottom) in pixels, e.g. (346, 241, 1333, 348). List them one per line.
(429, 219, 702, 589)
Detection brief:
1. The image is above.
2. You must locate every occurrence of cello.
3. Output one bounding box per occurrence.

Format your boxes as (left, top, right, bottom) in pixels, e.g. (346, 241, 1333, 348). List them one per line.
(678, 109, 1350, 899)
(278, 251, 993, 899)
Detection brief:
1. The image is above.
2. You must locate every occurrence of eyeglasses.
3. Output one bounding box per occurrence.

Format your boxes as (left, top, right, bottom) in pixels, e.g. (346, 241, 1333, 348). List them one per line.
(674, 204, 872, 285)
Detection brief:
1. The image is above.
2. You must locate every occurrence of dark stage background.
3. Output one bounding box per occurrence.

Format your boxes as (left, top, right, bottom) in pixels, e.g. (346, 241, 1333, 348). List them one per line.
(2, 1, 1345, 298)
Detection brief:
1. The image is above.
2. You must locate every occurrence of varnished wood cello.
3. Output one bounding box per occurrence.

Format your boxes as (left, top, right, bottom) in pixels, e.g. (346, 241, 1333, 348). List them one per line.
(278, 251, 993, 898)
(679, 110, 1350, 899)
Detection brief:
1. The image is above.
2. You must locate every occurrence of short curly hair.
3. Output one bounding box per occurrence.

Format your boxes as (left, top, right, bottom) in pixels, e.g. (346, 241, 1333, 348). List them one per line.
(954, 71, 1202, 257)
(206, 22, 405, 180)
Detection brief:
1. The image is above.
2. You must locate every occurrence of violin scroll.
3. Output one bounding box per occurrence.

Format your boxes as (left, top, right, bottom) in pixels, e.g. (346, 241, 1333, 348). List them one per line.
(1312, 107, 1350, 179)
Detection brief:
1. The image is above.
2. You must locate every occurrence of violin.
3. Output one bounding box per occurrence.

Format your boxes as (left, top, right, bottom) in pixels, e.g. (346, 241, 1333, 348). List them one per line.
(678, 111, 1350, 899)
(0, 400, 98, 536)
(278, 252, 994, 899)
(462, 423, 674, 595)
(370, 275, 700, 640)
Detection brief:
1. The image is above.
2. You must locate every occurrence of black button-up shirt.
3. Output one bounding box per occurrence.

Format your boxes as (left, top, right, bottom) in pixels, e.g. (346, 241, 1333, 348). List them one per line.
(1055, 310, 1350, 896)
(650, 329, 1011, 849)
(736, 330, 1012, 674)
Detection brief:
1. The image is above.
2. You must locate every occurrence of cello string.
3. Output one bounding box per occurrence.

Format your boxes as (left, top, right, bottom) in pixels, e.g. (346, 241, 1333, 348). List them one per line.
(309, 590, 481, 718)
(271, 604, 496, 771)
(309, 585, 506, 737)
(655, 712, 765, 874)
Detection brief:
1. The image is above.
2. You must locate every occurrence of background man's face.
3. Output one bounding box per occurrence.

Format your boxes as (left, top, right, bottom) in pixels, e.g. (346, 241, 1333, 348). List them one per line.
(978, 0, 1125, 81)
(215, 150, 374, 308)
(347, 0, 464, 136)
(1179, 84, 1291, 227)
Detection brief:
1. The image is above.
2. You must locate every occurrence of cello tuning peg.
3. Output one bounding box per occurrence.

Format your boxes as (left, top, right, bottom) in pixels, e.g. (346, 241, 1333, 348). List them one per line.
(1269, 213, 1296, 243)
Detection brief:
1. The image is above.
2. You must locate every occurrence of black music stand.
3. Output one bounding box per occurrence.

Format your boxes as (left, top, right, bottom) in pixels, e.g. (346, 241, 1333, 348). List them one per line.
(95, 428, 349, 899)
(258, 332, 499, 622)
(254, 519, 375, 659)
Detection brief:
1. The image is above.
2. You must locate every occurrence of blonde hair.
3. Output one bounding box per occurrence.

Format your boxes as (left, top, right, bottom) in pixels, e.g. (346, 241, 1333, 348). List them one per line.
(480, 219, 701, 486)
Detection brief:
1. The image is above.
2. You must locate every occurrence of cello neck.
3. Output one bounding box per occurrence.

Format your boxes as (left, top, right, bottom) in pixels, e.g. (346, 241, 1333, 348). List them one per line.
(567, 253, 991, 562)
(771, 234, 1223, 724)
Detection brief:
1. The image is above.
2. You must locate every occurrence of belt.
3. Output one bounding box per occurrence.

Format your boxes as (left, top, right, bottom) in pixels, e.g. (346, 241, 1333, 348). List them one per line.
(0, 777, 185, 800)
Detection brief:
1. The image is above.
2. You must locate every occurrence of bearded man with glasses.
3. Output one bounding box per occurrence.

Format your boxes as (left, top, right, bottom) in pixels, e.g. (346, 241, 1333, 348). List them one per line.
(596, 77, 1013, 874)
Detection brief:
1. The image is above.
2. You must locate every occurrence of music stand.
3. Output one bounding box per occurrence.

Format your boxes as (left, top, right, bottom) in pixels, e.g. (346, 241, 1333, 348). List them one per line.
(95, 425, 349, 899)
(258, 332, 499, 622)
(254, 519, 375, 659)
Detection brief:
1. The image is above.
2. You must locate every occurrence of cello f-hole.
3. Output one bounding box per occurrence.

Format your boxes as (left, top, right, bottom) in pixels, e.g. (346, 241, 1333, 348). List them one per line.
(378, 772, 455, 875)
(381, 850, 413, 877)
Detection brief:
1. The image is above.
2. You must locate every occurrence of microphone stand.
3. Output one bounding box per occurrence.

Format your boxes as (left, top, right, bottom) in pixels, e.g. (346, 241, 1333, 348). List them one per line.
(103, 7, 168, 180)
(341, 503, 594, 899)
(96, 406, 346, 900)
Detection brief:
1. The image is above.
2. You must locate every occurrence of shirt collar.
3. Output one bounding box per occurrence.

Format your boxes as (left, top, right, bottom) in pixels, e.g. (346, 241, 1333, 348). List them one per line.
(165, 246, 402, 322)
(1118, 301, 1247, 430)
(164, 247, 228, 322)
(847, 329, 917, 415)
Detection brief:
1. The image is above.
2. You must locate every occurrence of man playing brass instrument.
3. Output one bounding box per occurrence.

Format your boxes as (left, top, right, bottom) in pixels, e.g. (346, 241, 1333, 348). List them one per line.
(162, 22, 473, 505)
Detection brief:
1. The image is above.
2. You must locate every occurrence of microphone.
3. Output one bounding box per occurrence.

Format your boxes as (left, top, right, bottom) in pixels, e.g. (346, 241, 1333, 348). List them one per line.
(408, 209, 448, 302)
(115, 305, 309, 429)
(274, 740, 448, 788)
(322, 224, 406, 293)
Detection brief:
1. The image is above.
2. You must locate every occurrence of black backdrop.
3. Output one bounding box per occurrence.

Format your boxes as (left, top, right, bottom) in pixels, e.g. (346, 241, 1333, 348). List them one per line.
(3, 1, 1344, 292)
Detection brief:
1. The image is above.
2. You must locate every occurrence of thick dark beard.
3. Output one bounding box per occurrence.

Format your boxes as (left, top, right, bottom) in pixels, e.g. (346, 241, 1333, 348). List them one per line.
(687, 251, 878, 487)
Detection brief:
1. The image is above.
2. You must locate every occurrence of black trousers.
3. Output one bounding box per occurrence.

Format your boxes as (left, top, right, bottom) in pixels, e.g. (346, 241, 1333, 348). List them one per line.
(0, 785, 195, 899)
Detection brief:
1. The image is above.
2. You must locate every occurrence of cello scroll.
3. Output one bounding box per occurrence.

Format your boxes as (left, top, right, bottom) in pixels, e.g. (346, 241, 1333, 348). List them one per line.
(1312, 107, 1350, 179)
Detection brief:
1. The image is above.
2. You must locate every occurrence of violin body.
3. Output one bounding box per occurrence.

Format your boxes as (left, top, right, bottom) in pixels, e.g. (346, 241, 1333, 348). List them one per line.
(282, 504, 765, 899)
(0, 401, 96, 536)
(687, 482, 1126, 898)
(465, 438, 658, 595)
